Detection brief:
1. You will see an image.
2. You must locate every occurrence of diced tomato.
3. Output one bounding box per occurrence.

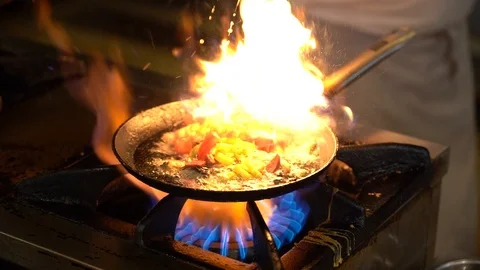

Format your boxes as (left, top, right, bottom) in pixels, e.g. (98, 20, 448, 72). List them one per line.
(197, 133, 217, 161)
(266, 154, 281, 173)
(254, 137, 275, 152)
(174, 139, 193, 155)
(184, 160, 206, 167)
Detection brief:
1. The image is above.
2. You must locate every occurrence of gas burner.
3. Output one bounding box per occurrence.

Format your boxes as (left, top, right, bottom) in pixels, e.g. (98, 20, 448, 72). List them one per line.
(172, 191, 310, 261)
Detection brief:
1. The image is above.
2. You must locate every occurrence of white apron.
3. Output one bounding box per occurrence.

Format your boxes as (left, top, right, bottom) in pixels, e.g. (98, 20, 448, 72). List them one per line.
(293, 0, 478, 263)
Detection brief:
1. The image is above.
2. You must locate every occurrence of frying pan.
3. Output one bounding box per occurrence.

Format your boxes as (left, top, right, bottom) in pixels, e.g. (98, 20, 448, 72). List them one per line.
(112, 27, 416, 202)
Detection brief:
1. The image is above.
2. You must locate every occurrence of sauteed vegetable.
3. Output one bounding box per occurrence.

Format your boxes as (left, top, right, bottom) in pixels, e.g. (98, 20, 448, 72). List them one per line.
(153, 115, 325, 182)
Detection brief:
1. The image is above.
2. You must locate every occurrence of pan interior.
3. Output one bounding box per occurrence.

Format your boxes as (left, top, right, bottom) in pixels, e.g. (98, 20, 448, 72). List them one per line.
(114, 100, 337, 193)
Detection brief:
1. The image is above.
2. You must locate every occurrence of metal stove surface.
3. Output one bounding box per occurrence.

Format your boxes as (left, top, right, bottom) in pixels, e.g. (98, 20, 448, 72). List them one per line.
(0, 111, 448, 270)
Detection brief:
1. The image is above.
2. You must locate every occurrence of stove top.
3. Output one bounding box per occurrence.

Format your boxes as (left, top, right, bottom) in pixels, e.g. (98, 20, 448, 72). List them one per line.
(0, 96, 448, 269)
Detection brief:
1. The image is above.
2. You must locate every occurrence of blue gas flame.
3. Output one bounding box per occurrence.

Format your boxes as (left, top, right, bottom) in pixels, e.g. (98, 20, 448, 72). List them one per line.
(174, 191, 309, 260)
(267, 191, 310, 249)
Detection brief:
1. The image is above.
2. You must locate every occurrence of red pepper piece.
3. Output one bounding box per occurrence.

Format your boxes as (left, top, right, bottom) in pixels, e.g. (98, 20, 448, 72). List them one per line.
(254, 137, 275, 152)
(184, 160, 207, 167)
(197, 133, 217, 161)
(174, 139, 193, 155)
(266, 154, 281, 173)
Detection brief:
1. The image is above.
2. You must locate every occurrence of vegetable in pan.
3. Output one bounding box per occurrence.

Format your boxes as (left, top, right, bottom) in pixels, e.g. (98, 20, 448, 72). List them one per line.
(154, 115, 325, 182)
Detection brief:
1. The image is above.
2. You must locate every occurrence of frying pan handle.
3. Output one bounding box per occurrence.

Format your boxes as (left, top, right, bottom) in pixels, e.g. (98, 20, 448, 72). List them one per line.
(322, 27, 416, 99)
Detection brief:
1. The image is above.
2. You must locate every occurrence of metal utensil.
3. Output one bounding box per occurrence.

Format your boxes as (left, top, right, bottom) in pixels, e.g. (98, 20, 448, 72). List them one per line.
(435, 259, 480, 270)
(322, 27, 416, 99)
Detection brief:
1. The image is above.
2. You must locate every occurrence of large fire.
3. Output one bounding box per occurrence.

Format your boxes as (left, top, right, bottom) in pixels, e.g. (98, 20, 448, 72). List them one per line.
(191, 0, 327, 131)
(36, 0, 330, 258)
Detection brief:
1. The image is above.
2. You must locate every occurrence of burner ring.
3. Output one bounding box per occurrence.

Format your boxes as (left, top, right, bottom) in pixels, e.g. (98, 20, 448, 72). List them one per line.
(174, 191, 310, 261)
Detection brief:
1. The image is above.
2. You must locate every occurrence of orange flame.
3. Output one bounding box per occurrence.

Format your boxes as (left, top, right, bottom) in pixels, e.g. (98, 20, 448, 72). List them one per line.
(36, 0, 72, 53)
(177, 199, 274, 241)
(191, 0, 328, 131)
(36, 0, 165, 201)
